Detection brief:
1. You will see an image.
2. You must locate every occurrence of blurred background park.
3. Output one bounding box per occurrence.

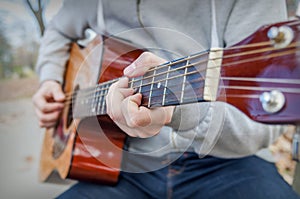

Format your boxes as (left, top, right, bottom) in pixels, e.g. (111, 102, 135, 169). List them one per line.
(0, 0, 299, 198)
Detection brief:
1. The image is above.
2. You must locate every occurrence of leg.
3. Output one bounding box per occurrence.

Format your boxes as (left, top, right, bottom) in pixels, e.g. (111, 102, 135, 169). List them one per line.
(169, 153, 300, 199)
(56, 166, 168, 199)
(56, 177, 148, 199)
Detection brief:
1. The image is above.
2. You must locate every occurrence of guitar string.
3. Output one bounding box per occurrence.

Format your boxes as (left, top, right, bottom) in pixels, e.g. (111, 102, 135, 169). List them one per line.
(115, 38, 294, 78)
(65, 62, 297, 105)
(62, 48, 299, 104)
(63, 40, 276, 99)
(63, 47, 300, 103)
(64, 78, 300, 109)
(112, 41, 287, 86)
(64, 45, 300, 110)
(64, 20, 300, 110)
(143, 40, 272, 74)
(64, 80, 300, 113)
(62, 39, 297, 98)
(64, 39, 298, 99)
(64, 20, 300, 100)
(123, 42, 300, 86)
(65, 74, 300, 106)
(64, 57, 300, 106)
(285, 20, 300, 27)
(65, 78, 300, 107)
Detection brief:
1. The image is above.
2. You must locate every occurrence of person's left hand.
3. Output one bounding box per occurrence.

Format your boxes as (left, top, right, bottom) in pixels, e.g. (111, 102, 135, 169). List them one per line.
(106, 52, 174, 138)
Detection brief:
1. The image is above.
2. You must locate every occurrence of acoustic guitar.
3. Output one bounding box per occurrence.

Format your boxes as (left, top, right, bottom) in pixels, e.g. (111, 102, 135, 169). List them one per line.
(39, 20, 300, 185)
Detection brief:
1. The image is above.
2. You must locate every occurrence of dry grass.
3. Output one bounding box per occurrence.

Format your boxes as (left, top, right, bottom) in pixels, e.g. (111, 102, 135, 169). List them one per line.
(270, 127, 297, 185)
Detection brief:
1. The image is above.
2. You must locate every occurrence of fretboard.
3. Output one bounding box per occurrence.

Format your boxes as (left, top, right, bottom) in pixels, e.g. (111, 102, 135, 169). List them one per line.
(73, 50, 220, 119)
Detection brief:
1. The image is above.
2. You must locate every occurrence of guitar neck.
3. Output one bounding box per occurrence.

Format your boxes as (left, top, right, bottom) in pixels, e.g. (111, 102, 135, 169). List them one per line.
(68, 20, 300, 124)
(73, 49, 223, 119)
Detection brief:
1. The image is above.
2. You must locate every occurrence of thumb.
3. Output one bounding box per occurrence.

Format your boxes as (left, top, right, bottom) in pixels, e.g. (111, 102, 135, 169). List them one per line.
(52, 86, 65, 102)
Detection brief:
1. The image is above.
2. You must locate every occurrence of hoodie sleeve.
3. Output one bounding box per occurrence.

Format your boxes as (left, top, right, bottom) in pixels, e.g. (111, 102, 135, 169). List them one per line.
(36, 0, 99, 83)
(168, 0, 292, 158)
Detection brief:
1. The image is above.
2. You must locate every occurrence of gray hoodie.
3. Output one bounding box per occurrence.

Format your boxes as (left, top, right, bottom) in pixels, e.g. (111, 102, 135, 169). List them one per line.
(36, 0, 290, 159)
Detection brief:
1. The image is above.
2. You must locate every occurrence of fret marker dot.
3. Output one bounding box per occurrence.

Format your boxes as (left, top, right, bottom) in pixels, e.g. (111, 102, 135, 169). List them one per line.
(157, 82, 161, 88)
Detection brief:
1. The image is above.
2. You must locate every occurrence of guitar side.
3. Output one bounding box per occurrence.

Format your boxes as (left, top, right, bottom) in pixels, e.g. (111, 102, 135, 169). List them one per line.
(39, 35, 144, 184)
(39, 38, 88, 183)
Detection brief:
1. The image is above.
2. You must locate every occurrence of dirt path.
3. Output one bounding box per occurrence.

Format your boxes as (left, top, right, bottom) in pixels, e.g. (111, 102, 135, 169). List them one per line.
(0, 77, 71, 199)
(0, 76, 39, 101)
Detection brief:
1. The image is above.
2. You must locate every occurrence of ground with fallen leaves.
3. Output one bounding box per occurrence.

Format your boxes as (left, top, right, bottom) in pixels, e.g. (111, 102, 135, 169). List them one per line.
(271, 129, 296, 185)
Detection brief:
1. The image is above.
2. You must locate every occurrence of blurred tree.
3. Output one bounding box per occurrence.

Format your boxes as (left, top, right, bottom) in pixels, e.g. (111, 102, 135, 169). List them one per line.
(13, 40, 39, 71)
(24, 0, 45, 36)
(0, 22, 13, 78)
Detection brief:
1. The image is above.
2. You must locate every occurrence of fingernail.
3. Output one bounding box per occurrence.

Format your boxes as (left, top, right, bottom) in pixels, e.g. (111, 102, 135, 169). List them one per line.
(54, 94, 65, 102)
(124, 63, 136, 76)
(59, 94, 66, 99)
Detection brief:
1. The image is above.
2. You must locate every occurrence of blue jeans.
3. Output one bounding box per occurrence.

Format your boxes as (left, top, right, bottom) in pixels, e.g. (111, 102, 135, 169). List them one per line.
(57, 152, 300, 199)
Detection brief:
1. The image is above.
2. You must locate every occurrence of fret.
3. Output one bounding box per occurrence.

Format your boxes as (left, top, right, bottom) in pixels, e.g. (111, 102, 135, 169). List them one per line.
(140, 70, 154, 106)
(72, 50, 211, 118)
(130, 76, 141, 93)
(101, 83, 109, 114)
(130, 77, 135, 89)
(96, 85, 101, 115)
(138, 76, 143, 93)
(162, 64, 170, 106)
(149, 63, 169, 107)
(147, 66, 156, 108)
(181, 53, 207, 104)
(97, 85, 103, 115)
(96, 85, 102, 115)
(180, 56, 190, 103)
(163, 57, 187, 106)
(94, 85, 100, 115)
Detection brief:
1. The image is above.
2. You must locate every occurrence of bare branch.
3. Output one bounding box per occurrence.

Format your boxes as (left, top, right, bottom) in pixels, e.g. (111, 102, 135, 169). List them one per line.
(25, 0, 36, 14)
(38, 0, 42, 11)
(24, 0, 45, 36)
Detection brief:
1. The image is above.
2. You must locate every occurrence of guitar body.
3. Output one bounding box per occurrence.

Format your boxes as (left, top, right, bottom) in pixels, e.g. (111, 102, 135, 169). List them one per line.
(39, 36, 144, 184)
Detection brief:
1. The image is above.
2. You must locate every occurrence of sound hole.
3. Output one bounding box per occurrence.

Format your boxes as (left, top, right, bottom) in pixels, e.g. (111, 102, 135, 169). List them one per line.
(66, 85, 79, 128)
(51, 85, 79, 159)
(52, 119, 69, 159)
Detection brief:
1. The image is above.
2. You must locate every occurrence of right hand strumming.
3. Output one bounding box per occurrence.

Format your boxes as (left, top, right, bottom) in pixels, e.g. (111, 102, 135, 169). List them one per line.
(32, 80, 65, 128)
